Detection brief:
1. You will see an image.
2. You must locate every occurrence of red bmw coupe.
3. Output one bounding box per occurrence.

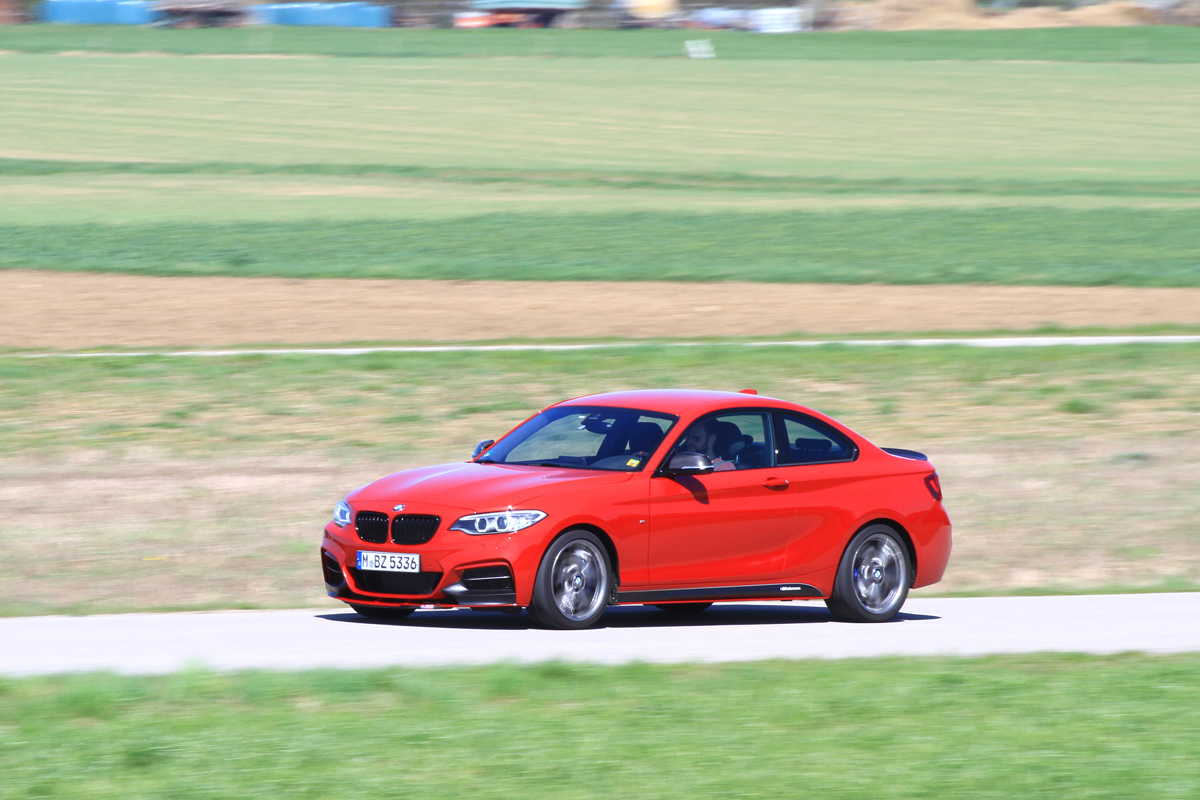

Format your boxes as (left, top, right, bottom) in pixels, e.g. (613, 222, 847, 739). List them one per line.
(322, 389, 951, 629)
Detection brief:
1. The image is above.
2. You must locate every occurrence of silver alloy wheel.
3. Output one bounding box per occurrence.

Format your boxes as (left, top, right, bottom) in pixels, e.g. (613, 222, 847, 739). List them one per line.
(851, 533, 906, 614)
(551, 539, 608, 622)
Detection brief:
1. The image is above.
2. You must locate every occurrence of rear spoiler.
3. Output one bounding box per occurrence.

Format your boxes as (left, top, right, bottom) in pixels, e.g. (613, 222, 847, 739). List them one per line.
(881, 447, 928, 461)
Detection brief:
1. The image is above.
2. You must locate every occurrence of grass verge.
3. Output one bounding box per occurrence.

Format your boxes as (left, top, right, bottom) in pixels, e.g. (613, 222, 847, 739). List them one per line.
(2, 655, 1199, 799)
(1, 342, 1197, 611)
(4, 343, 1197, 455)
(2, 25, 1200, 62)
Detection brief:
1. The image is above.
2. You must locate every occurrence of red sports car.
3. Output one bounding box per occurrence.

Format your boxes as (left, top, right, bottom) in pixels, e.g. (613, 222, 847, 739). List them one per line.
(321, 389, 951, 629)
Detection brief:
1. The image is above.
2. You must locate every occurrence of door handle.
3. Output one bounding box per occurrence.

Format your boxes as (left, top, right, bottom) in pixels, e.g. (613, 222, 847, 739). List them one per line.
(761, 476, 789, 490)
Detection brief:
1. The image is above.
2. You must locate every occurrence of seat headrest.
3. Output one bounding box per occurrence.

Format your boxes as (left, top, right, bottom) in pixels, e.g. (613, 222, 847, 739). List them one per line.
(712, 420, 746, 460)
(627, 422, 665, 454)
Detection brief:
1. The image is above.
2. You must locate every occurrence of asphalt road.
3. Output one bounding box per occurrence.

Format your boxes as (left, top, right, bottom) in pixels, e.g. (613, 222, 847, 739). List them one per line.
(4, 593, 1198, 676)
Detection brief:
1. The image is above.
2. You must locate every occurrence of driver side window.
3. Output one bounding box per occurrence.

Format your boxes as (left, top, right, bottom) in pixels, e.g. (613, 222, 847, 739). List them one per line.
(673, 411, 774, 471)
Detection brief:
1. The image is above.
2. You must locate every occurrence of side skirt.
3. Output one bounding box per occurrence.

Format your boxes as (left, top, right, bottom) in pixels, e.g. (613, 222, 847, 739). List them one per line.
(616, 582, 823, 604)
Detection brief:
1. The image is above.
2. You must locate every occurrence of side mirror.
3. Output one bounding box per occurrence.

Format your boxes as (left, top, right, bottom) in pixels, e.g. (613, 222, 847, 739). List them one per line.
(663, 452, 714, 477)
(472, 439, 495, 459)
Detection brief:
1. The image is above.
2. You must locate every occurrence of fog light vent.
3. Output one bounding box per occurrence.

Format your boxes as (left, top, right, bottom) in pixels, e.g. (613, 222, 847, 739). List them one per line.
(321, 549, 344, 587)
(460, 565, 514, 594)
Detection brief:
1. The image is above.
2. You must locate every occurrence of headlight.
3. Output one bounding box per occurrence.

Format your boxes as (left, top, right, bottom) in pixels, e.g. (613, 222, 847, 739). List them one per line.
(333, 499, 353, 527)
(450, 509, 546, 535)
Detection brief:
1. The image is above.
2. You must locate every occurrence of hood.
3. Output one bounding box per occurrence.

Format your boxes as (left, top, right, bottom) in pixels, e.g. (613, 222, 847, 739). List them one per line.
(348, 461, 635, 513)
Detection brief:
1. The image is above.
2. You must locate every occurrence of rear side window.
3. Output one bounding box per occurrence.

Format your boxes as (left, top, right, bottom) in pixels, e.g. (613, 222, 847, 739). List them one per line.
(773, 412, 857, 465)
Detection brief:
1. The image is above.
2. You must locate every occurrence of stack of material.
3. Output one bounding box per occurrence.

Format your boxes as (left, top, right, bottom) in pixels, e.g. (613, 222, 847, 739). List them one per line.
(0, 0, 21, 24)
(154, 0, 247, 24)
(834, 0, 1156, 30)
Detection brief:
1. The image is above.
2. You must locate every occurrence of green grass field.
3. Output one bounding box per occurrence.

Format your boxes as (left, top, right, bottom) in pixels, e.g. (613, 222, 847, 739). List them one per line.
(3, 655, 1199, 799)
(3, 25, 1200, 61)
(2, 40, 1198, 284)
(4, 209, 1198, 284)
(2, 343, 1197, 613)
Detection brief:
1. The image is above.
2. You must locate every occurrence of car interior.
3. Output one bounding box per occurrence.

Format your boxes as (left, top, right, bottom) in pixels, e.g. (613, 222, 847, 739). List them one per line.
(710, 419, 769, 468)
(567, 416, 670, 471)
(668, 413, 855, 470)
(787, 437, 846, 463)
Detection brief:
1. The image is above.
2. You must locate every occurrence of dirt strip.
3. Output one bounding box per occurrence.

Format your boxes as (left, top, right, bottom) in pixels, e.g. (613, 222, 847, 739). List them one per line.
(3, 271, 1199, 349)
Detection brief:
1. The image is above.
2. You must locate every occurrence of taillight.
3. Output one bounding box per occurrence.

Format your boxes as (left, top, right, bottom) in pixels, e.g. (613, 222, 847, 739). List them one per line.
(924, 473, 943, 501)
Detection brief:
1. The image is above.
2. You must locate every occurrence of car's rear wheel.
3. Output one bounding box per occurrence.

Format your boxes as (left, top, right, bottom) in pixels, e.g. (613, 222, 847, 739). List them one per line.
(529, 530, 611, 630)
(653, 602, 713, 614)
(350, 603, 416, 622)
(826, 524, 910, 623)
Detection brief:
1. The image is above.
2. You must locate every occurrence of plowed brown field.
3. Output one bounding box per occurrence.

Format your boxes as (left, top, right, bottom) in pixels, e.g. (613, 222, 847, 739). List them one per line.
(4, 271, 1199, 349)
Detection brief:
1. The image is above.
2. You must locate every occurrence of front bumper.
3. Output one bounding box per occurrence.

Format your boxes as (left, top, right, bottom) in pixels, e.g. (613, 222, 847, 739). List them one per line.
(322, 517, 546, 608)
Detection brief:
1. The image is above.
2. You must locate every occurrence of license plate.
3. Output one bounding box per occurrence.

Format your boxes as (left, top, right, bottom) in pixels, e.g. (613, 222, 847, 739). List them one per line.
(356, 551, 419, 573)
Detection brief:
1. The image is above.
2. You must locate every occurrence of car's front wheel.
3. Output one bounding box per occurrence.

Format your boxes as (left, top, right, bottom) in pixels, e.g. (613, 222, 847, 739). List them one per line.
(350, 604, 416, 622)
(529, 530, 612, 630)
(826, 524, 911, 622)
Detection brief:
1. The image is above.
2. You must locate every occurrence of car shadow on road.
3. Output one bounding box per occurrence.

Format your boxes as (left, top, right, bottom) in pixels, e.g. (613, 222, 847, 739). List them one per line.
(317, 604, 939, 630)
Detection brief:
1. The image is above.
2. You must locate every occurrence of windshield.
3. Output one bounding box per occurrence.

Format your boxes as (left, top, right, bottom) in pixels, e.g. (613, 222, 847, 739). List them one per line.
(478, 406, 677, 471)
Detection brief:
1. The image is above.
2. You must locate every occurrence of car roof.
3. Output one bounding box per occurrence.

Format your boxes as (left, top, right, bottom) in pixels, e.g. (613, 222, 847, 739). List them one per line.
(555, 389, 801, 417)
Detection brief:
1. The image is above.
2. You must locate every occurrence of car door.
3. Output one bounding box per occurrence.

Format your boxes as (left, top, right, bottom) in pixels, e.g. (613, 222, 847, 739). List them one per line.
(647, 411, 796, 586)
(771, 411, 864, 578)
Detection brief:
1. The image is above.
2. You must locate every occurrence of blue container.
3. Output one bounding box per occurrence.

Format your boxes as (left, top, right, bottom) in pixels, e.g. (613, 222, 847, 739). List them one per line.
(47, 0, 81, 22)
(323, 2, 348, 26)
(273, 2, 303, 24)
(312, 3, 335, 25)
(326, 1, 363, 26)
(41, 0, 66, 22)
(248, 1, 387, 27)
(358, 4, 388, 27)
(78, 0, 120, 23)
(294, 2, 323, 25)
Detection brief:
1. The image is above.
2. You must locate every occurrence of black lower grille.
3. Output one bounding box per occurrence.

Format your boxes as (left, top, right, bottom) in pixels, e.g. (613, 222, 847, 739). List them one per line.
(460, 565, 515, 594)
(355, 511, 389, 544)
(350, 568, 442, 596)
(392, 514, 440, 545)
(321, 549, 344, 586)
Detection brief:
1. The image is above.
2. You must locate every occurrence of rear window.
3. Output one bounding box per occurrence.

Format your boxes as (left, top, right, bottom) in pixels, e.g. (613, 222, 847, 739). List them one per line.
(773, 412, 857, 465)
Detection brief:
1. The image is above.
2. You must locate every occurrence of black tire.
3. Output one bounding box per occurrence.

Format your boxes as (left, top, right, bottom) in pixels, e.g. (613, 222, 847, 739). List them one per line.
(350, 603, 416, 622)
(825, 524, 911, 623)
(524, 602, 549, 627)
(653, 602, 713, 614)
(529, 530, 612, 630)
